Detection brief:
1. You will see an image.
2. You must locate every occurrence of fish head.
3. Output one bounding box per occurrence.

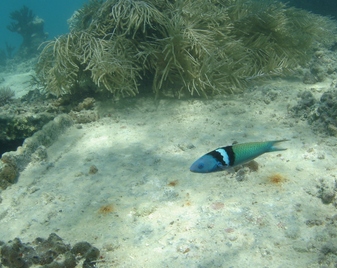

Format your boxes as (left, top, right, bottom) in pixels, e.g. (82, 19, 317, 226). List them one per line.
(190, 154, 225, 173)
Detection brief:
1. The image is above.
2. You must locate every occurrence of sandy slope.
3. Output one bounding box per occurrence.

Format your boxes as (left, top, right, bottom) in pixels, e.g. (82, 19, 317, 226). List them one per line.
(0, 78, 337, 267)
(0, 61, 35, 98)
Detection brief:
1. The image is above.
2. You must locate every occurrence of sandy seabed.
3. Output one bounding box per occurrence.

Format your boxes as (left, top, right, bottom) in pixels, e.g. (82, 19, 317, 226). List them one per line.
(1, 77, 337, 267)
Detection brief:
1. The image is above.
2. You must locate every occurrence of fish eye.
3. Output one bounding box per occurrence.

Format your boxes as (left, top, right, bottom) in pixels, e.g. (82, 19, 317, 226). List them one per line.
(198, 163, 204, 169)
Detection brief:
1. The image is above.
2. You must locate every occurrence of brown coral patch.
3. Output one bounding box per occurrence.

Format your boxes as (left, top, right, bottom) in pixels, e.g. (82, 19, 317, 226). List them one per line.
(0, 161, 18, 189)
(168, 180, 178, 187)
(98, 204, 114, 215)
(267, 173, 287, 185)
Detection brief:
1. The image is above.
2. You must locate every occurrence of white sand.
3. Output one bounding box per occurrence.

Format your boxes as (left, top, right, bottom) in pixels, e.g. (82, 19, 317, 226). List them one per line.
(0, 61, 35, 98)
(1, 78, 337, 267)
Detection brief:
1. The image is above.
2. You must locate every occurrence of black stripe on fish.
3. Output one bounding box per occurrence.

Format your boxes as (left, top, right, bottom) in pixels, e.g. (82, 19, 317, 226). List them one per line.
(207, 146, 235, 167)
(224, 146, 235, 166)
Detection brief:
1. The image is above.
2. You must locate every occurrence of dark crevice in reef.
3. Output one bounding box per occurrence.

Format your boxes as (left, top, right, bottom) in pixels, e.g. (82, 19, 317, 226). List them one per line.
(0, 139, 24, 157)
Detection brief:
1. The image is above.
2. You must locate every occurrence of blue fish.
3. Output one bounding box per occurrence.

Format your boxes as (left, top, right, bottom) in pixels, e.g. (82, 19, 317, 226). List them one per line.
(190, 140, 287, 173)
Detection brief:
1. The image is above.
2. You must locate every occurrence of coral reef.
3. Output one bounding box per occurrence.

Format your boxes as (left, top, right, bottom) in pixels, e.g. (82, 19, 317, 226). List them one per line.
(0, 159, 18, 189)
(0, 114, 73, 189)
(0, 87, 99, 151)
(7, 5, 48, 58)
(302, 48, 337, 85)
(0, 88, 101, 189)
(0, 233, 100, 268)
(36, 0, 336, 98)
(0, 103, 55, 155)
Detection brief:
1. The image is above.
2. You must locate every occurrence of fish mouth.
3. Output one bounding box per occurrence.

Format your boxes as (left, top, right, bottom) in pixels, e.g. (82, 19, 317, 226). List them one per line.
(190, 162, 218, 173)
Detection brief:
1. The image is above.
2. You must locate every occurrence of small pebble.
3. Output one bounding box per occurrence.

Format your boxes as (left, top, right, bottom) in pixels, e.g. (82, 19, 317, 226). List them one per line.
(211, 202, 224, 210)
(89, 165, 98, 174)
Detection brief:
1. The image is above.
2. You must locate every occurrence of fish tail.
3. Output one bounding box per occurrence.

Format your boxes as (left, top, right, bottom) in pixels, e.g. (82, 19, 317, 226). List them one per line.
(268, 139, 289, 152)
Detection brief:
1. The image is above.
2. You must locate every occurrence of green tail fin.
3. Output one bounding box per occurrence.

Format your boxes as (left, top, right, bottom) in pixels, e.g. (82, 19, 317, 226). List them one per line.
(269, 139, 289, 152)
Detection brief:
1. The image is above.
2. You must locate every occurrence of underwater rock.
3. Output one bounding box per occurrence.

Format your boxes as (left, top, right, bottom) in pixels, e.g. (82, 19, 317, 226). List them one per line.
(0, 114, 73, 189)
(319, 187, 336, 205)
(302, 47, 337, 85)
(30, 145, 48, 163)
(303, 71, 317, 84)
(317, 90, 337, 121)
(291, 91, 316, 115)
(71, 242, 100, 268)
(291, 89, 337, 136)
(0, 111, 55, 151)
(316, 177, 336, 205)
(263, 90, 279, 104)
(0, 88, 103, 189)
(88, 165, 98, 175)
(0, 160, 18, 189)
(310, 65, 326, 83)
(305, 219, 324, 227)
(74, 98, 95, 112)
(318, 243, 337, 267)
(0, 237, 35, 267)
(67, 97, 98, 123)
(68, 110, 98, 124)
(0, 90, 60, 157)
(71, 242, 92, 256)
(0, 233, 99, 268)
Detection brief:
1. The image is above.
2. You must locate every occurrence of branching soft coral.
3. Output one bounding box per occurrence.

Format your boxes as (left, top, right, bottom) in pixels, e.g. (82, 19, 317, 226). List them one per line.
(36, 0, 336, 98)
